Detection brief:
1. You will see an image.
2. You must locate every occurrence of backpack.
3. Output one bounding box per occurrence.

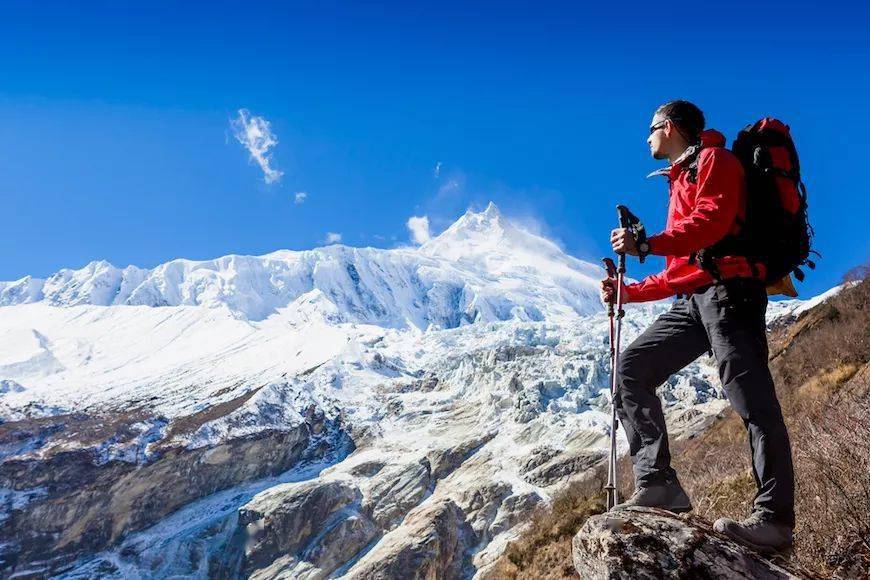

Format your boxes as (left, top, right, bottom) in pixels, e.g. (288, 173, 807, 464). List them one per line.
(693, 118, 816, 286)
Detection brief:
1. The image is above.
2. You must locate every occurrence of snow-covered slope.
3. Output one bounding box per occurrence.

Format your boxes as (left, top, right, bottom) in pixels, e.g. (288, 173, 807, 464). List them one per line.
(0, 204, 824, 579)
(766, 283, 845, 326)
(0, 203, 603, 424)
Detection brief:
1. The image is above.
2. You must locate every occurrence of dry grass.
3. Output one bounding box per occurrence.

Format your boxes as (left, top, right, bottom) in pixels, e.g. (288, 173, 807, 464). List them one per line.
(488, 275, 870, 579)
(489, 476, 607, 579)
(792, 390, 870, 575)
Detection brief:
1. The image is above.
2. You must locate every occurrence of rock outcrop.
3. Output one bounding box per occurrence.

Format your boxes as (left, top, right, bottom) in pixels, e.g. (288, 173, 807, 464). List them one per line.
(0, 413, 342, 572)
(238, 478, 367, 576)
(344, 498, 473, 579)
(361, 458, 432, 528)
(2, 418, 314, 570)
(572, 507, 810, 579)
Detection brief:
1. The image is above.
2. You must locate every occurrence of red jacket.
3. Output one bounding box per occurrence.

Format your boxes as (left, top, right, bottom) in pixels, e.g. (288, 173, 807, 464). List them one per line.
(624, 130, 764, 303)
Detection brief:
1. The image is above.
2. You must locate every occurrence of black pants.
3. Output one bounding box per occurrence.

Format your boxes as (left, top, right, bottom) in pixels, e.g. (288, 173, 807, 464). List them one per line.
(615, 278, 795, 527)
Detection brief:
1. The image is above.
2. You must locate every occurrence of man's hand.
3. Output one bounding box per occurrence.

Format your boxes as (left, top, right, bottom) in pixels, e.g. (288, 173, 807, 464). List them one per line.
(600, 277, 625, 305)
(610, 227, 638, 256)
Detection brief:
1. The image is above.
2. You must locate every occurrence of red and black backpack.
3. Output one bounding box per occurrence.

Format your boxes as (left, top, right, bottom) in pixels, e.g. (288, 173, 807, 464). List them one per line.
(694, 118, 816, 286)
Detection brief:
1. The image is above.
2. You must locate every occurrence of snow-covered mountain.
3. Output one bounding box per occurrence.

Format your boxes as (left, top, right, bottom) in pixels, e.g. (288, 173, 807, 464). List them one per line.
(0, 204, 814, 579)
(0, 203, 601, 327)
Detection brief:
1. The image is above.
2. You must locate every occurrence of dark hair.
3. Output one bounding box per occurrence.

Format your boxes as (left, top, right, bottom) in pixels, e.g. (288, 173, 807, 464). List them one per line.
(655, 100, 705, 144)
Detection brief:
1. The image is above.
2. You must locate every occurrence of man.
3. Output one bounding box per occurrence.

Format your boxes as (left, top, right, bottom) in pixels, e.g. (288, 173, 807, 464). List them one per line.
(600, 100, 795, 553)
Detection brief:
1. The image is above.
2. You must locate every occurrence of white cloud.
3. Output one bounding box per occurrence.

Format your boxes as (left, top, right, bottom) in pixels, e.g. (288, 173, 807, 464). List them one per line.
(230, 109, 283, 184)
(325, 232, 342, 244)
(294, 191, 308, 204)
(433, 161, 442, 178)
(406, 215, 431, 245)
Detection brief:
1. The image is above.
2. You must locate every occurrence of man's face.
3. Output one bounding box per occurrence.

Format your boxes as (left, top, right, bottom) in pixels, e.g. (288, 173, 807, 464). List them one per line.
(647, 112, 670, 160)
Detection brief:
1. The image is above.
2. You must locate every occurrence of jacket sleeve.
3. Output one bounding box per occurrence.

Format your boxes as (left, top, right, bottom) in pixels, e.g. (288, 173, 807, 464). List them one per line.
(623, 270, 674, 303)
(647, 149, 743, 257)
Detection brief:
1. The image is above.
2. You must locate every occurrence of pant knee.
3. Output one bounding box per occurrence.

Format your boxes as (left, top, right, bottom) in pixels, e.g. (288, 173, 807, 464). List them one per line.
(733, 395, 786, 428)
(617, 345, 646, 394)
(617, 346, 637, 381)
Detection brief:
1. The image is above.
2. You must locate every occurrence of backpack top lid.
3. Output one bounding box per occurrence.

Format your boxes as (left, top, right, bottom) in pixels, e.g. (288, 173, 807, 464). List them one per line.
(751, 117, 792, 137)
(698, 129, 726, 148)
(752, 117, 789, 135)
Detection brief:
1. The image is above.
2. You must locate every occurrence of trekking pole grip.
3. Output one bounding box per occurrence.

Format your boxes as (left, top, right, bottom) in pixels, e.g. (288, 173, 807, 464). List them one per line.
(602, 258, 617, 315)
(615, 206, 632, 273)
(616, 204, 637, 230)
(615, 204, 648, 267)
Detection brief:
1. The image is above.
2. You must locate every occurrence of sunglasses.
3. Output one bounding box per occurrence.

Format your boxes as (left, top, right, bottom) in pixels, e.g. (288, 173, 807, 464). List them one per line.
(649, 120, 668, 135)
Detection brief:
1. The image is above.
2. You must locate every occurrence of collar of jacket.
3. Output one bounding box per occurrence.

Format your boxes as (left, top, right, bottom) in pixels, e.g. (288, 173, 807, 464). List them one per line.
(646, 129, 727, 179)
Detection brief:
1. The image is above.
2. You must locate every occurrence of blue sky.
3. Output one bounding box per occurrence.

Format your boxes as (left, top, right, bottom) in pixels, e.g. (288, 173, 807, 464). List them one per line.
(2, 1, 868, 297)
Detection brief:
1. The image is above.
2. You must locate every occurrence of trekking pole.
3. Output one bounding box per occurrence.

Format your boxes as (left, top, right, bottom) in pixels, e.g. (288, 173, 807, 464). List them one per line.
(602, 256, 619, 509)
(604, 205, 647, 509)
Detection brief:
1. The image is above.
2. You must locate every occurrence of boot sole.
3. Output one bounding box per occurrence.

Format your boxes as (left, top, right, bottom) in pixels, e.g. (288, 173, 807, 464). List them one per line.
(718, 528, 792, 556)
(668, 504, 693, 514)
(613, 503, 693, 513)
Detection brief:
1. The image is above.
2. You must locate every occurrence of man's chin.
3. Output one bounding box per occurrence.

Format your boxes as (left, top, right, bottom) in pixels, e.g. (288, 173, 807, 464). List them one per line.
(652, 150, 668, 160)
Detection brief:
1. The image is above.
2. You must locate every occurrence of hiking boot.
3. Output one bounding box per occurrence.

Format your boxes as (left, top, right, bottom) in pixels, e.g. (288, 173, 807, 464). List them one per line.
(611, 477, 692, 513)
(713, 512, 794, 554)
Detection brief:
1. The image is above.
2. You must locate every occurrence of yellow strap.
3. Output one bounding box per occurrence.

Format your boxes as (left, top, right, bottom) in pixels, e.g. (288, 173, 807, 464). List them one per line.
(766, 275, 798, 298)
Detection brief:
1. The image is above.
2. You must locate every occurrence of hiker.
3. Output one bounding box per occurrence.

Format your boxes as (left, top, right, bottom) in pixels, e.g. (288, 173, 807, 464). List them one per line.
(600, 100, 795, 553)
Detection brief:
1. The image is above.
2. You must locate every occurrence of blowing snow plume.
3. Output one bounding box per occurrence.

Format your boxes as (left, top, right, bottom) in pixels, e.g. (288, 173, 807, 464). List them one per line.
(231, 109, 283, 184)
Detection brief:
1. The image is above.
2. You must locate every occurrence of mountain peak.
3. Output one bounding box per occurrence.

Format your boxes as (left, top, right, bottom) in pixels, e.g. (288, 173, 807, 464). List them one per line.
(481, 201, 501, 218)
(426, 203, 506, 249)
(470, 201, 502, 221)
(418, 202, 599, 289)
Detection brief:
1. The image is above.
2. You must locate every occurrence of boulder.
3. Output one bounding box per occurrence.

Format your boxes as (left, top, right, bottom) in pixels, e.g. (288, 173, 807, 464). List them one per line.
(572, 507, 808, 579)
